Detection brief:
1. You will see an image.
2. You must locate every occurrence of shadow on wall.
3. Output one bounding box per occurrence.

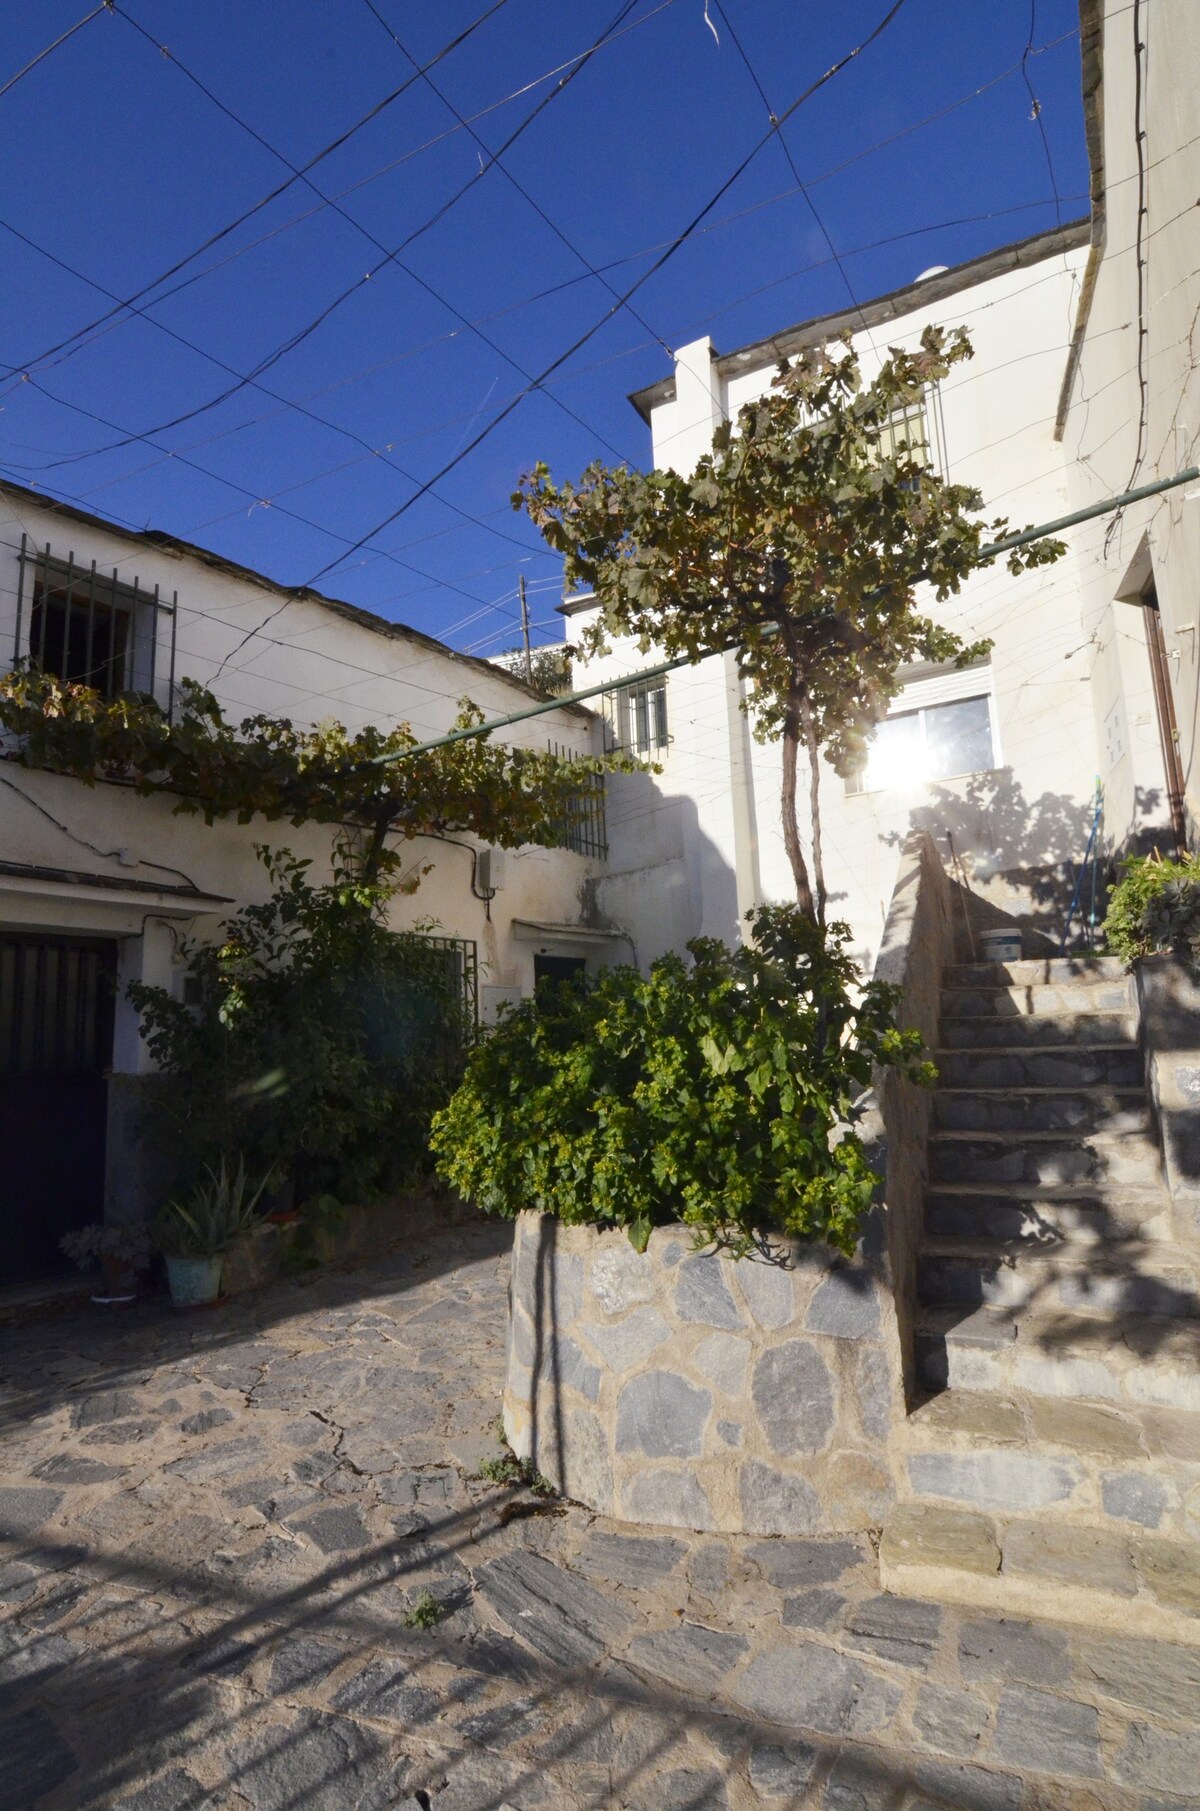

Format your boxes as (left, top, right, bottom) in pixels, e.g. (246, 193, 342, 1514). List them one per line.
(591, 778, 742, 962)
(882, 768, 1118, 955)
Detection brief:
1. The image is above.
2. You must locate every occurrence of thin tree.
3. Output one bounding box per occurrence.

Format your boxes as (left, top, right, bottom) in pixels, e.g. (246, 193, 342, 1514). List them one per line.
(517, 327, 1062, 921)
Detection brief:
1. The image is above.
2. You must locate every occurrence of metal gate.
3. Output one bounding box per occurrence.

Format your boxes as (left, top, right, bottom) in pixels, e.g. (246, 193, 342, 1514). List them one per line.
(0, 934, 117, 1284)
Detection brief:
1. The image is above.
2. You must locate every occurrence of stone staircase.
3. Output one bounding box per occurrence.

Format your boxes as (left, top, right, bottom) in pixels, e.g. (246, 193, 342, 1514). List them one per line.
(881, 955, 1200, 1642)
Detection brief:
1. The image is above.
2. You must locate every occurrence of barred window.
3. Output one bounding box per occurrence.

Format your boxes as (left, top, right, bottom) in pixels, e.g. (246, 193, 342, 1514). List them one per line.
(877, 394, 932, 467)
(14, 537, 177, 710)
(611, 676, 669, 754)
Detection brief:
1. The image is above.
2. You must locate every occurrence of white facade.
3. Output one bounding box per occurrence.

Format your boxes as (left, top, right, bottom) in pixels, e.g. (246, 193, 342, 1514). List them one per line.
(579, 224, 1124, 972)
(0, 480, 612, 1254)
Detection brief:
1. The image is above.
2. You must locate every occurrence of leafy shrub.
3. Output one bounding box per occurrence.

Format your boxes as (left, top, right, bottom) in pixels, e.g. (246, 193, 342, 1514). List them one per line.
(430, 907, 932, 1257)
(129, 846, 474, 1202)
(60, 1222, 152, 1272)
(1102, 851, 1200, 965)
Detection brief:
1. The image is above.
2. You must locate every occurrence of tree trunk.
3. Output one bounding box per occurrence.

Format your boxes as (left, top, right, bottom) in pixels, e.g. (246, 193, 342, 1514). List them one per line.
(780, 679, 817, 921)
(798, 692, 826, 925)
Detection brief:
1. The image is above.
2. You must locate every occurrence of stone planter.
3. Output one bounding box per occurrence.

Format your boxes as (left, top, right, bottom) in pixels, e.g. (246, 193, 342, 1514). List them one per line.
(503, 1211, 904, 1536)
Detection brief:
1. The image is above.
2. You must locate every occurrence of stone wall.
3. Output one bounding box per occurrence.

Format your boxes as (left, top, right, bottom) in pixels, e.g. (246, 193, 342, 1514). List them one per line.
(502, 831, 956, 1535)
(1135, 955, 1200, 1253)
(503, 1214, 895, 1534)
(221, 1187, 481, 1296)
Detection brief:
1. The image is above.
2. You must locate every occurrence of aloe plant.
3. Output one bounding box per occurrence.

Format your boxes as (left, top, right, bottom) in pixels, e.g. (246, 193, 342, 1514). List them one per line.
(154, 1157, 271, 1259)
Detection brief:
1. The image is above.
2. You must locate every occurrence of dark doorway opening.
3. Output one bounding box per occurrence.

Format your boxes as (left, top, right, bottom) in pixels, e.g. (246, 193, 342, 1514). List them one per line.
(0, 933, 116, 1284)
(533, 954, 587, 992)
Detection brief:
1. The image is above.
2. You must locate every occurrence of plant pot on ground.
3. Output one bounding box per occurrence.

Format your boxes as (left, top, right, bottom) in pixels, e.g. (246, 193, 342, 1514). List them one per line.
(153, 1157, 272, 1309)
(59, 1223, 152, 1305)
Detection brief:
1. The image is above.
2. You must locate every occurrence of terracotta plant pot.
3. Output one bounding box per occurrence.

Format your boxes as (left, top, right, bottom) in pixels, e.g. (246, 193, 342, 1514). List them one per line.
(91, 1254, 138, 1306)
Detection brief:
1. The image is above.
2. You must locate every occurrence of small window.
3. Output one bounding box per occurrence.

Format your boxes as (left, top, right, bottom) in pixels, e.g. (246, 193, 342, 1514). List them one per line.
(612, 676, 669, 754)
(847, 693, 996, 795)
(14, 538, 177, 710)
(877, 395, 932, 467)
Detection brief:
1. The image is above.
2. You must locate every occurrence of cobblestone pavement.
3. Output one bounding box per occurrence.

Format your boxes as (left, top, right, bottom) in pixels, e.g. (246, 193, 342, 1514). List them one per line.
(2, 1223, 1198, 1811)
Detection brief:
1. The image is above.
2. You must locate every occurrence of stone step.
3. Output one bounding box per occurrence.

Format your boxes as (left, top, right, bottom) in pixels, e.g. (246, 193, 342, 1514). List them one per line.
(915, 1304, 1200, 1411)
(929, 1128, 1161, 1190)
(934, 1043, 1144, 1089)
(924, 1183, 1174, 1246)
(938, 1011, 1137, 1049)
(932, 1088, 1151, 1135)
(943, 957, 1127, 987)
(940, 978, 1135, 1020)
(918, 1237, 1200, 1319)
(895, 1387, 1200, 1539)
(880, 1501, 1200, 1644)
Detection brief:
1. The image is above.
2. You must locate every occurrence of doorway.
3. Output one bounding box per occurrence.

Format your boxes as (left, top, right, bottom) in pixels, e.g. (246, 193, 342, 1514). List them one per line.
(534, 953, 588, 992)
(0, 933, 117, 1283)
(1142, 585, 1189, 854)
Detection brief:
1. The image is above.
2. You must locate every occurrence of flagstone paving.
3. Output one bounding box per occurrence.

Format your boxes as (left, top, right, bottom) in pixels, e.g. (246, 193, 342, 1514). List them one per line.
(1, 1221, 1197, 1811)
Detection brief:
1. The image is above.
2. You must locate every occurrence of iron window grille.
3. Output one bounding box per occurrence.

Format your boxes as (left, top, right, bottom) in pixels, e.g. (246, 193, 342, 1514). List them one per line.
(13, 536, 178, 714)
(415, 934, 479, 1033)
(545, 740, 608, 858)
(605, 674, 669, 755)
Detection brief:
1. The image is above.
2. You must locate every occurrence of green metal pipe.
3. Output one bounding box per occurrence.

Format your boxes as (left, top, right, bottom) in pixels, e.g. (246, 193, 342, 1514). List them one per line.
(372, 464, 1200, 766)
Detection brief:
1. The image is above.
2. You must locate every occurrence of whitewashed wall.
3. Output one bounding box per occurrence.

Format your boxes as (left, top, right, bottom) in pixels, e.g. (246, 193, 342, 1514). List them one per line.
(587, 232, 1115, 970)
(0, 484, 609, 1083)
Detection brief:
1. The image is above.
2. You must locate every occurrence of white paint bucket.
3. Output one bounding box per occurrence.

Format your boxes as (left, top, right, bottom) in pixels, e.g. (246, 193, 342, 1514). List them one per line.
(979, 928, 1023, 964)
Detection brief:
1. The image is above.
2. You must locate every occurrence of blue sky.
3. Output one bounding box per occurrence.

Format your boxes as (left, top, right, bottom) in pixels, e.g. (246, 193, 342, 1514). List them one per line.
(0, 1, 1087, 660)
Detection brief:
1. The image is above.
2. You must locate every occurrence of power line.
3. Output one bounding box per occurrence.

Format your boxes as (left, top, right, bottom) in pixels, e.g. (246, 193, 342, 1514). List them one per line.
(304, 0, 914, 587)
(39, 0, 653, 465)
(0, 3, 110, 104)
(1020, 0, 1065, 228)
(2, 0, 514, 379)
(361, 0, 674, 358)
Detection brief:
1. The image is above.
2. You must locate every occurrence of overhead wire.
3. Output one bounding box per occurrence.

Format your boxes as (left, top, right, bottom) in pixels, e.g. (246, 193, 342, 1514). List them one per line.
(302, 0, 914, 588)
(43, 0, 657, 465)
(1020, 0, 1065, 228)
(0, 3, 111, 104)
(1, 0, 515, 378)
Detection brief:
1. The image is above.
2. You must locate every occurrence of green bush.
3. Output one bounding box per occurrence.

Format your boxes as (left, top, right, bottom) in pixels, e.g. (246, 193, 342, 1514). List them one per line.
(130, 846, 474, 1203)
(1102, 851, 1200, 965)
(430, 907, 932, 1257)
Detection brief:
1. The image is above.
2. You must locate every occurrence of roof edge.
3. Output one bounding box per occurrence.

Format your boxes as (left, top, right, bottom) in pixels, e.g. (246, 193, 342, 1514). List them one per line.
(0, 477, 587, 719)
(628, 218, 1091, 424)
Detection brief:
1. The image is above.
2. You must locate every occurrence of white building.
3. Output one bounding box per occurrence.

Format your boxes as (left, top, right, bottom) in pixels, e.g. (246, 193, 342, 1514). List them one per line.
(576, 0, 1199, 978)
(0, 479, 612, 1280)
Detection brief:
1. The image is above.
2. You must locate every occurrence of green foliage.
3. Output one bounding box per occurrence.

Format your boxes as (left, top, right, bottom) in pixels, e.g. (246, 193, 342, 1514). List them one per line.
(129, 845, 474, 1200)
(402, 1589, 450, 1631)
(59, 1222, 152, 1272)
(153, 1156, 270, 1258)
(0, 666, 616, 880)
(475, 1453, 556, 1496)
(431, 906, 933, 1258)
(493, 644, 573, 696)
(516, 327, 1064, 916)
(1103, 851, 1200, 964)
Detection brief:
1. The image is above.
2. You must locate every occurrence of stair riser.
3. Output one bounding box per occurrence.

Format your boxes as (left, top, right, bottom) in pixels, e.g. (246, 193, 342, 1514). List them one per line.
(933, 1093, 1150, 1134)
(944, 959, 1126, 987)
(916, 1333, 1200, 1413)
(879, 1552, 1200, 1645)
(939, 1013, 1137, 1049)
(896, 1449, 1198, 1541)
(930, 1138, 1161, 1190)
(918, 1256, 1200, 1320)
(924, 1195, 1173, 1245)
(941, 982, 1135, 1019)
(935, 1048, 1144, 1089)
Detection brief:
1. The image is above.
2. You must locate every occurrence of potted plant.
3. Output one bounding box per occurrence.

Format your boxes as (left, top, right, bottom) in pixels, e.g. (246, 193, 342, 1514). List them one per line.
(59, 1222, 152, 1305)
(153, 1157, 271, 1308)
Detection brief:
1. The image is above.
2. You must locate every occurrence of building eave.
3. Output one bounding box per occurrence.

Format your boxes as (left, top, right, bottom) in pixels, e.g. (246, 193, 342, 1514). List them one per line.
(628, 218, 1092, 426)
(0, 477, 590, 720)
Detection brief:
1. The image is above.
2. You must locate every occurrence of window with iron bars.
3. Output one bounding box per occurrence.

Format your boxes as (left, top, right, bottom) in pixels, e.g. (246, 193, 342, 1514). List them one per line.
(876, 387, 945, 479)
(605, 674, 669, 755)
(13, 536, 178, 713)
(414, 934, 479, 1058)
(545, 741, 608, 858)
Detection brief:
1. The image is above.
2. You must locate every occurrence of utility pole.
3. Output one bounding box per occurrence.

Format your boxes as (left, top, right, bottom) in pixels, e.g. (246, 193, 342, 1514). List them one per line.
(518, 573, 533, 687)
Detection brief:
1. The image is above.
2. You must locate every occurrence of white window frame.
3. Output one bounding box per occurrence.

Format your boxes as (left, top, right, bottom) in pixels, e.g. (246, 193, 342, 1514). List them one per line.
(610, 674, 669, 755)
(846, 664, 999, 796)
